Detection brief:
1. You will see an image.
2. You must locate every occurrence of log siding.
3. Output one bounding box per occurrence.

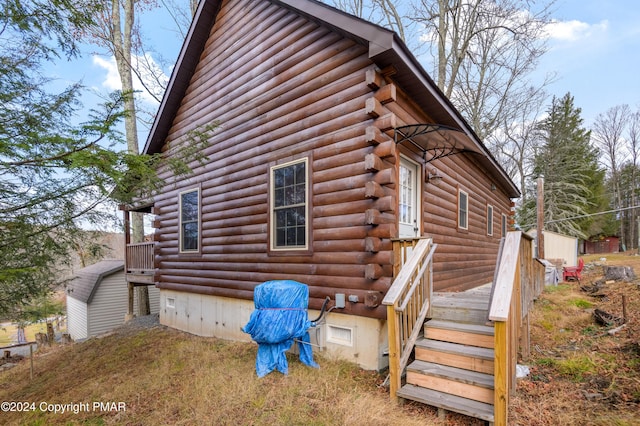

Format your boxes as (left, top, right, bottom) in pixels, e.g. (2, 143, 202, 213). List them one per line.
(141, 0, 519, 318)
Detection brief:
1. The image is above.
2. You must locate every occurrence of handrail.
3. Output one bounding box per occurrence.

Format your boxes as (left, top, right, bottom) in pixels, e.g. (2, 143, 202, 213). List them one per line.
(125, 241, 155, 272)
(383, 238, 436, 400)
(489, 231, 545, 426)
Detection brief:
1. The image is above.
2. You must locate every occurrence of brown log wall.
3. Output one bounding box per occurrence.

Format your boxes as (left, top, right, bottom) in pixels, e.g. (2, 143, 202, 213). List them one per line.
(149, 0, 515, 318)
(151, 0, 394, 318)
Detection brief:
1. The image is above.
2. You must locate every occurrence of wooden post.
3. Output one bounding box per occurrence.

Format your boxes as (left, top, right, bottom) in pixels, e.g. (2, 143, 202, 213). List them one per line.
(494, 321, 508, 426)
(536, 176, 544, 259)
(46, 322, 54, 344)
(123, 207, 135, 319)
(29, 344, 33, 380)
(387, 304, 401, 401)
(127, 282, 134, 320)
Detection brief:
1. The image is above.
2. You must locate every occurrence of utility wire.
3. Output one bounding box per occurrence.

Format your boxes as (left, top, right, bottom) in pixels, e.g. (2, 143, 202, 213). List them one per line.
(521, 204, 640, 229)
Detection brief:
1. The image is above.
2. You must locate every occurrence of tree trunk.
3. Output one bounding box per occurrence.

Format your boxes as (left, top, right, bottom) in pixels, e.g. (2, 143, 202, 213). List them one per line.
(112, 0, 149, 315)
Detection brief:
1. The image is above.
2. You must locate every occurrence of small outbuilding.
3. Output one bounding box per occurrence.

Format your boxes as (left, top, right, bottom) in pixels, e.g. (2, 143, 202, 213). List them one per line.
(583, 235, 620, 254)
(66, 260, 160, 340)
(526, 229, 579, 267)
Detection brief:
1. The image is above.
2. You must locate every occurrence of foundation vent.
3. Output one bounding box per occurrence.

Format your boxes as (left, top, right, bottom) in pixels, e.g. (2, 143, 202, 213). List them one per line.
(327, 325, 353, 347)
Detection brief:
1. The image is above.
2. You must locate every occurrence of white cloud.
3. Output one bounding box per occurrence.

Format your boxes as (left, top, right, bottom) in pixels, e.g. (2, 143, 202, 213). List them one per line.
(92, 54, 168, 106)
(544, 19, 609, 42)
(92, 56, 121, 90)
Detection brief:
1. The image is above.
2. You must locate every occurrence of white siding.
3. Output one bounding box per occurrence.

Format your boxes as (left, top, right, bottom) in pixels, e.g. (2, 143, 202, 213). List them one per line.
(133, 285, 161, 316)
(527, 229, 578, 266)
(66, 296, 88, 340)
(87, 272, 129, 337)
(545, 232, 578, 266)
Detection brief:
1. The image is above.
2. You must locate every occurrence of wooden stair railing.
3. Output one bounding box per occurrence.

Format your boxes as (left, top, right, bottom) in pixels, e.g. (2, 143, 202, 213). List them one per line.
(383, 238, 437, 399)
(488, 231, 545, 426)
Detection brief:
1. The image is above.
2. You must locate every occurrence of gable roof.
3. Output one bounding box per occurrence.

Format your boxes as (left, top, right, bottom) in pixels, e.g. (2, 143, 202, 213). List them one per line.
(144, 0, 520, 198)
(67, 260, 124, 304)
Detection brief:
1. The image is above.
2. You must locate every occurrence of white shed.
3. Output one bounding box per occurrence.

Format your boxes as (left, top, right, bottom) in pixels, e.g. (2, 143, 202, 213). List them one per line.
(526, 229, 579, 267)
(66, 260, 160, 340)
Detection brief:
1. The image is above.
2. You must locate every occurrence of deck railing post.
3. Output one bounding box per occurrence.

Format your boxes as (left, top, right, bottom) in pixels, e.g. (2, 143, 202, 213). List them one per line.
(387, 304, 401, 400)
(494, 320, 508, 426)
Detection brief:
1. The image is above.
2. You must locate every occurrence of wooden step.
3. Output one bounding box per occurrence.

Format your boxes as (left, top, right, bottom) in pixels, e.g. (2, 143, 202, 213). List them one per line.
(415, 338, 494, 374)
(431, 291, 490, 324)
(406, 360, 494, 405)
(397, 384, 494, 423)
(424, 320, 494, 349)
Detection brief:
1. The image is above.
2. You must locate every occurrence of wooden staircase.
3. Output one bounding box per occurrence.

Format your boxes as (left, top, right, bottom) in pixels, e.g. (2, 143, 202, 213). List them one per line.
(397, 285, 496, 423)
(384, 233, 545, 425)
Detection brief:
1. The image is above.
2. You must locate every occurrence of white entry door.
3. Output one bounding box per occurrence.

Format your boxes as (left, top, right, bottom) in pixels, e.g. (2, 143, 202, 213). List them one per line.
(399, 157, 421, 238)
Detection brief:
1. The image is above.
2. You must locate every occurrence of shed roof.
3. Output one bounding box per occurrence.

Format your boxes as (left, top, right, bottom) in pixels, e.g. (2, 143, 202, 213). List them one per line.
(67, 260, 124, 304)
(144, 0, 520, 198)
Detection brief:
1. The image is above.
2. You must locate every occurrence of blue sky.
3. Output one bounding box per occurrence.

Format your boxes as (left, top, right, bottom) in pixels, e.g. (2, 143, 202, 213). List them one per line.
(56, 0, 639, 142)
(541, 0, 640, 124)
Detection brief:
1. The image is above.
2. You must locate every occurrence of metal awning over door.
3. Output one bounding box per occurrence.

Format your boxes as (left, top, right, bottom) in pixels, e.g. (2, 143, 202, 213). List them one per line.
(394, 124, 480, 163)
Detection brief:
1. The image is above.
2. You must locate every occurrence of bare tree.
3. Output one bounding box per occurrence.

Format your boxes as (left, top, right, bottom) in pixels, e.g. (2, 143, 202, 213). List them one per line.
(159, 0, 199, 39)
(630, 110, 640, 249)
(85, 0, 153, 315)
(329, 0, 406, 41)
(490, 85, 547, 206)
(593, 104, 631, 247)
(410, 0, 554, 141)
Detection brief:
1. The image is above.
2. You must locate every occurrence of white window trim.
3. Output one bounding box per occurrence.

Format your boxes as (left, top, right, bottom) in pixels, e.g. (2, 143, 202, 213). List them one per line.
(270, 157, 309, 251)
(179, 187, 201, 253)
(458, 189, 469, 230)
(487, 204, 494, 236)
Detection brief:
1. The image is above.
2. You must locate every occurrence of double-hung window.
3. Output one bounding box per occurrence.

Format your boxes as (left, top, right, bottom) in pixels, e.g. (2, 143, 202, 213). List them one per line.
(271, 158, 308, 251)
(179, 188, 200, 252)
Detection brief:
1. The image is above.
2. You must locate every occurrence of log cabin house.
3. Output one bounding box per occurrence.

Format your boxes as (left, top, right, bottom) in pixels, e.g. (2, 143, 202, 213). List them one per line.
(123, 0, 545, 423)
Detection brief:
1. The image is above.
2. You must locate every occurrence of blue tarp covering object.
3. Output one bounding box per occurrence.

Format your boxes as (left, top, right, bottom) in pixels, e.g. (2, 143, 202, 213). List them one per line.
(242, 280, 319, 377)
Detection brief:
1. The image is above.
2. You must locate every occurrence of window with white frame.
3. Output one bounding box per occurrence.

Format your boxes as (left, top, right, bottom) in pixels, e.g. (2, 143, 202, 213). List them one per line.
(179, 188, 200, 252)
(458, 189, 469, 230)
(271, 158, 308, 250)
(487, 204, 494, 236)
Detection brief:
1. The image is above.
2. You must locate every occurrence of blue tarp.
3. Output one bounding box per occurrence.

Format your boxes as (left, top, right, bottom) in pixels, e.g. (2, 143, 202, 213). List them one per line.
(242, 280, 319, 377)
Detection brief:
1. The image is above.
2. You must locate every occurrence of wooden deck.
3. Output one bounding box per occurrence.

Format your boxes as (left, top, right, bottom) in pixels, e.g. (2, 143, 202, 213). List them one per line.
(125, 242, 155, 284)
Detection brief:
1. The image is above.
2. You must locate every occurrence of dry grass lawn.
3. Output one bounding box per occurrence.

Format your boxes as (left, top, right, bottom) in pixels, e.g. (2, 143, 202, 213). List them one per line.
(0, 252, 638, 425)
(511, 252, 640, 425)
(0, 322, 462, 425)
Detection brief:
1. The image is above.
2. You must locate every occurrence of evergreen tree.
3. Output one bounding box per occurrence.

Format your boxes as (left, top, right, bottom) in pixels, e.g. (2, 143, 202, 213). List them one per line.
(0, 1, 178, 319)
(517, 93, 606, 238)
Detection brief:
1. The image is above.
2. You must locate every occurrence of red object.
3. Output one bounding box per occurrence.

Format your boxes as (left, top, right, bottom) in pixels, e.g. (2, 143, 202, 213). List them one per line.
(563, 258, 584, 282)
